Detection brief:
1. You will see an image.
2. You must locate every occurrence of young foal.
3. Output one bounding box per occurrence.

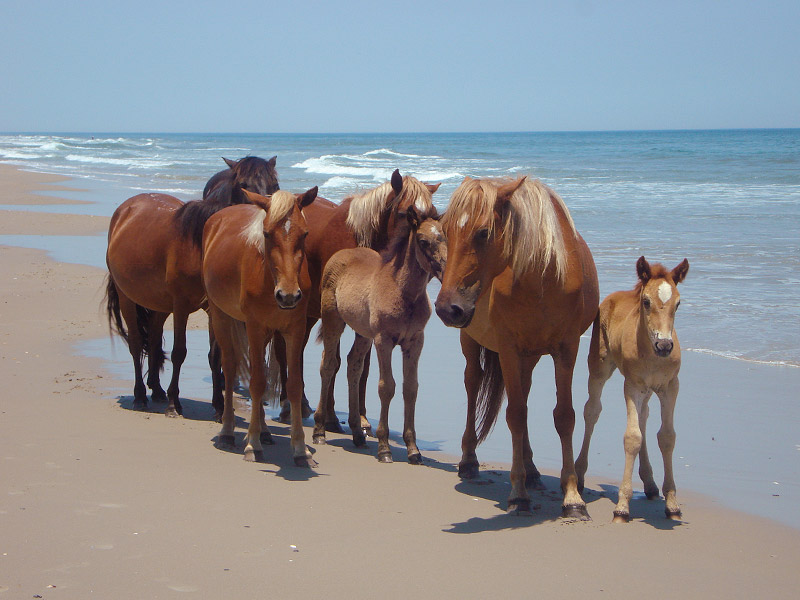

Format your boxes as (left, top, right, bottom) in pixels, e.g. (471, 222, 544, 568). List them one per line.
(203, 187, 317, 465)
(313, 204, 445, 463)
(576, 256, 689, 522)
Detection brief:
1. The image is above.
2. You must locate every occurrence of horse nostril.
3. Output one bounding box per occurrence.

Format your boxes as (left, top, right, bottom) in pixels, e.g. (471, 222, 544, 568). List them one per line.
(450, 304, 464, 320)
(655, 339, 673, 356)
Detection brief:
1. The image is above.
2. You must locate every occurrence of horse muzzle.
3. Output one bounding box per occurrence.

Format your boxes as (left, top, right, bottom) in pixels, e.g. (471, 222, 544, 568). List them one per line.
(435, 299, 475, 328)
(654, 338, 674, 357)
(275, 288, 303, 310)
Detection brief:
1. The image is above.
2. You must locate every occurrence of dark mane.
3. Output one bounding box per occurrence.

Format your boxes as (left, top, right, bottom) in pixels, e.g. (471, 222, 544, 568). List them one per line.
(175, 189, 235, 249)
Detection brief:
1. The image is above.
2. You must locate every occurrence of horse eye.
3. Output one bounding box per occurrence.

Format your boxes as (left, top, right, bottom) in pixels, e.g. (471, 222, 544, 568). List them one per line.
(418, 238, 430, 248)
(642, 297, 651, 309)
(475, 228, 490, 242)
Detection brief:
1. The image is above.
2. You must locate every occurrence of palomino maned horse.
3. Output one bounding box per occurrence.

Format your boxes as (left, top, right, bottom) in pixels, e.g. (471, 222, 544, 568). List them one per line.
(203, 187, 318, 465)
(275, 170, 441, 436)
(313, 204, 446, 463)
(575, 256, 689, 522)
(435, 176, 599, 518)
(105, 155, 278, 418)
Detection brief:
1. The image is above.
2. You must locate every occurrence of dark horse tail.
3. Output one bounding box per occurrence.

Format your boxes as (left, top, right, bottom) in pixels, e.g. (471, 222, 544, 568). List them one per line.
(104, 274, 166, 371)
(476, 346, 506, 444)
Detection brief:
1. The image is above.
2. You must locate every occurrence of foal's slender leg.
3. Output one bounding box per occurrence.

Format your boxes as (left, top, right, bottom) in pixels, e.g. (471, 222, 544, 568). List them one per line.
(614, 380, 649, 523)
(553, 340, 590, 520)
(313, 317, 345, 444)
(348, 338, 372, 438)
(657, 378, 681, 519)
(346, 335, 372, 447)
(374, 335, 397, 463)
(164, 306, 190, 418)
(400, 332, 424, 464)
(146, 311, 169, 404)
(637, 395, 660, 499)
(458, 331, 482, 479)
(117, 290, 147, 410)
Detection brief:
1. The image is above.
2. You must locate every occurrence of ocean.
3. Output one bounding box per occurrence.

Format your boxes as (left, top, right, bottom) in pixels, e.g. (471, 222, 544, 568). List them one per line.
(1, 130, 799, 526)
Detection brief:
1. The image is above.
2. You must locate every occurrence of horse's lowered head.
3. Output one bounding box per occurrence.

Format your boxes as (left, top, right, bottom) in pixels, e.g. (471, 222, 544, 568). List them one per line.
(435, 176, 526, 328)
(635, 256, 689, 357)
(241, 186, 317, 309)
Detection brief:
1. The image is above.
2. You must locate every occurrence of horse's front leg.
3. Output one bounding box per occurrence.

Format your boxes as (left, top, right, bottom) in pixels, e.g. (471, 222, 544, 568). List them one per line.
(164, 305, 190, 418)
(211, 308, 237, 450)
(243, 326, 269, 462)
(117, 290, 147, 410)
(637, 395, 659, 499)
(146, 310, 169, 405)
(553, 341, 591, 520)
(519, 355, 542, 489)
(614, 379, 649, 522)
(285, 328, 315, 467)
(400, 332, 424, 464)
(458, 331, 482, 479)
(373, 336, 396, 463)
(657, 378, 681, 519)
(207, 316, 224, 423)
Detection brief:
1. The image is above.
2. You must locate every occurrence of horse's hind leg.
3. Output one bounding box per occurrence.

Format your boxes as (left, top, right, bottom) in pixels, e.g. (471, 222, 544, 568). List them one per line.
(373, 335, 396, 463)
(164, 306, 190, 418)
(458, 331, 482, 479)
(356, 349, 372, 436)
(345, 334, 372, 448)
(211, 308, 238, 450)
(207, 318, 224, 422)
(400, 332, 424, 464)
(146, 311, 169, 404)
(313, 317, 345, 444)
(117, 291, 148, 410)
(520, 355, 543, 489)
(657, 379, 681, 519)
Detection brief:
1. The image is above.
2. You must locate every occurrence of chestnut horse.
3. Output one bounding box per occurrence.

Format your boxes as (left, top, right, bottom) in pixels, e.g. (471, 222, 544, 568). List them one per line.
(575, 256, 689, 522)
(313, 204, 446, 463)
(275, 170, 441, 436)
(105, 155, 278, 417)
(435, 176, 599, 519)
(203, 187, 318, 465)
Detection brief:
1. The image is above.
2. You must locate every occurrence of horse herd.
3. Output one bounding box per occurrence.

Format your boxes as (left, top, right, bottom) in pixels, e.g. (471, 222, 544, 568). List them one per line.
(105, 155, 689, 523)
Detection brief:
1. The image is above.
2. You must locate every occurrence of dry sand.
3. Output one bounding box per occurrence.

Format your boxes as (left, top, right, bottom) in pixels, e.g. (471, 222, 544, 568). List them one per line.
(1, 165, 799, 599)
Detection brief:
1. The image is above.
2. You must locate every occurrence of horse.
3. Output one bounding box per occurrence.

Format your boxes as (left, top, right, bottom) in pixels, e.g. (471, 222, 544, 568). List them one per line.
(313, 204, 446, 463)
(274, 170, 441, 436)
(203, 187, 318, 465)
(575, 256, 689, 522)
(105, 155, 279, 418)
(434, 176, 599, 519)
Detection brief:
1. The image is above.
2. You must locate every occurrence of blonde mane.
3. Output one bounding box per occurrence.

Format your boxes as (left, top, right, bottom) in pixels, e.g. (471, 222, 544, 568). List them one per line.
(442, 177, 576, 281)
(346, 176, 435, 247)
(240, 190, 298, 254)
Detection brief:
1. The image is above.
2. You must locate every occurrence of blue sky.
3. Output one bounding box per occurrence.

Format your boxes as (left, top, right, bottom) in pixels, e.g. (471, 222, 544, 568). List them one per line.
(1, 1, 798, 133)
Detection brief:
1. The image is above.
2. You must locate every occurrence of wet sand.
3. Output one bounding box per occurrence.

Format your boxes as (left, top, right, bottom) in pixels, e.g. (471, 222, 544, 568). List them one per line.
(2, 165, 799, 598)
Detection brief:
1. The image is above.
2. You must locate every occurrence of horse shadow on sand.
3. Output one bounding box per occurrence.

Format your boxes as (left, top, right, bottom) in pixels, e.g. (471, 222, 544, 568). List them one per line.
(444, 473, 685, 533)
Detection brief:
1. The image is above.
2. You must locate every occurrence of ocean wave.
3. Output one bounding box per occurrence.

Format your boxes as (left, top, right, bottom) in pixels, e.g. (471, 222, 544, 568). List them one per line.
(685, 347, 800, 368)
(364, 148, 435, 159)
(65, 154, 173, 169)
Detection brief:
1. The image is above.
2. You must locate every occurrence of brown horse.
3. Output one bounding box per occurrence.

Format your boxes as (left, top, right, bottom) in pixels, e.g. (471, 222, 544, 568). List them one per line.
(575, 256, 689, 522)
(313, 205, 446, 463)
(275, 170, 441, 436)
(105, 156, 278, 418)
(203, 187, 318, 465)
(434, 176, 599, 519)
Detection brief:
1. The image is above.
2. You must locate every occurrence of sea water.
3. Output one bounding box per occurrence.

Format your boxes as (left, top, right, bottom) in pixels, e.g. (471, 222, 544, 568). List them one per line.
(2, 130, 799, 525)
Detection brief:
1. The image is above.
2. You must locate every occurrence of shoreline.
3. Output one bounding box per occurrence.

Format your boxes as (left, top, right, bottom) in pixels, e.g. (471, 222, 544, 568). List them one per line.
(2, 164, 799, 597)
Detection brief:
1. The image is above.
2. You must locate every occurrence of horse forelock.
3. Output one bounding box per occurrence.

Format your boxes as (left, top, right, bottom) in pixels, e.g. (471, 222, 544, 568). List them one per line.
(443, 177, 576, 281)
(242, 207, 268, 254)
(264, 190, 298, 231)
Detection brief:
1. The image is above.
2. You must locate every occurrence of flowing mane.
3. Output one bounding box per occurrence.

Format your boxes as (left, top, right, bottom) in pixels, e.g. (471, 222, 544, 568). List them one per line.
(441, 176, 576, 281)
(346, 176, 435, 247)
(240, 190, 299, 254)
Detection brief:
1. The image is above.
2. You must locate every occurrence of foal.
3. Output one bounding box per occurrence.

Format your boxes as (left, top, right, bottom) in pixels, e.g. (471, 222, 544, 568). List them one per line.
(575, 256, 689, 522)
(313, 205, 445, 463)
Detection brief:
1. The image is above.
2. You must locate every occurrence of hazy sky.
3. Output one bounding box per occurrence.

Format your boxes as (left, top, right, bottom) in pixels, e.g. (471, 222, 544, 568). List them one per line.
(2, 1, 798, 133)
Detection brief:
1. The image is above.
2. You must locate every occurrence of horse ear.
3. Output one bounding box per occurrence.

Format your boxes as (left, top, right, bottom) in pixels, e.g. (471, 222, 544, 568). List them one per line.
(391, 169, 403, 195)
(426, 182, 442, 194)
(223, 157, 238, 169)
(636, 256, 652, 283)
(671, 258, 689, 284)
(268, 155, 277, 168)
(495, 176, 526, 209)
(406, 204, 422, 229)
(241, 188, 269, 209)
(299, 186, 318, 208)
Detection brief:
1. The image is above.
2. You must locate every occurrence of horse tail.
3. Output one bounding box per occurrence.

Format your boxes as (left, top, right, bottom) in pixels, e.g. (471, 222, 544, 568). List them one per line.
(264, 338, 281, 408)
(476, 346, 506, 444)
(104, 273, 166, 371)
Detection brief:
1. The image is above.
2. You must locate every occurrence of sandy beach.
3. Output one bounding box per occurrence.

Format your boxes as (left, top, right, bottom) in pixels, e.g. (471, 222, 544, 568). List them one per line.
(2, 165, 800, 599)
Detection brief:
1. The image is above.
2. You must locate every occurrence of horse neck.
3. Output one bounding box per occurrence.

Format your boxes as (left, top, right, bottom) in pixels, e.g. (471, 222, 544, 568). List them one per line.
(382, 231, 431, 301)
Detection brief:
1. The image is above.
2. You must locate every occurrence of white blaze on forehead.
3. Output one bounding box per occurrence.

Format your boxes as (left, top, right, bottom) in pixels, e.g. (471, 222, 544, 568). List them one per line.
(283, 218, 292, 234)
(414, 196, 427, 211)
(657, 281, 673, 304)
(457, 213, 469, 229)
(431, 222, 441, 235)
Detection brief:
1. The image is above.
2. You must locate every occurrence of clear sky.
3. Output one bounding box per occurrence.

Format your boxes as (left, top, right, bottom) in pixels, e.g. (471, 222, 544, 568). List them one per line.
(1, 0, 798, 133)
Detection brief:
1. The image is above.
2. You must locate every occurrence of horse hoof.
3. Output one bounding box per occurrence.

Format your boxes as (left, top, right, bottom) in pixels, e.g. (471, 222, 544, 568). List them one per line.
(352, 434, 367, 448)
(645, 485, 660, 500)
(526, 473, 546, 490)
(132, 399, 148, 411)
(408, 453, 423, 465)
(301, 401, 313, 420)
(377, 452, 393, 464)
(361, 426, 373, 438)
(164, 407, 180, 418)
(312, 434, 327, 445)
(244, 449, 264, 463)
(151, 391, 168, 404)
(217, 434, 235, 450)
(458, 461, 480, 480)
(508, 498, 532, 516)
(294, 455, 318, 468)
(325, 421, 345, 434)
(665, 508, 682, 520)
(562, 504, 591, 521)
(612, 510, 631, 523)
(260, 431, 274, 446)
(213, 411, 223, 424)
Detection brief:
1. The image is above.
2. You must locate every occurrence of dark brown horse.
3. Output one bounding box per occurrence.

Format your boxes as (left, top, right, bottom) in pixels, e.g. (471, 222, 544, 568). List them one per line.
(274, 170, 441, 436)
(435, 176, 599, 519)
(203, 187, 317, 464)
(105, 156, 279, 418)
